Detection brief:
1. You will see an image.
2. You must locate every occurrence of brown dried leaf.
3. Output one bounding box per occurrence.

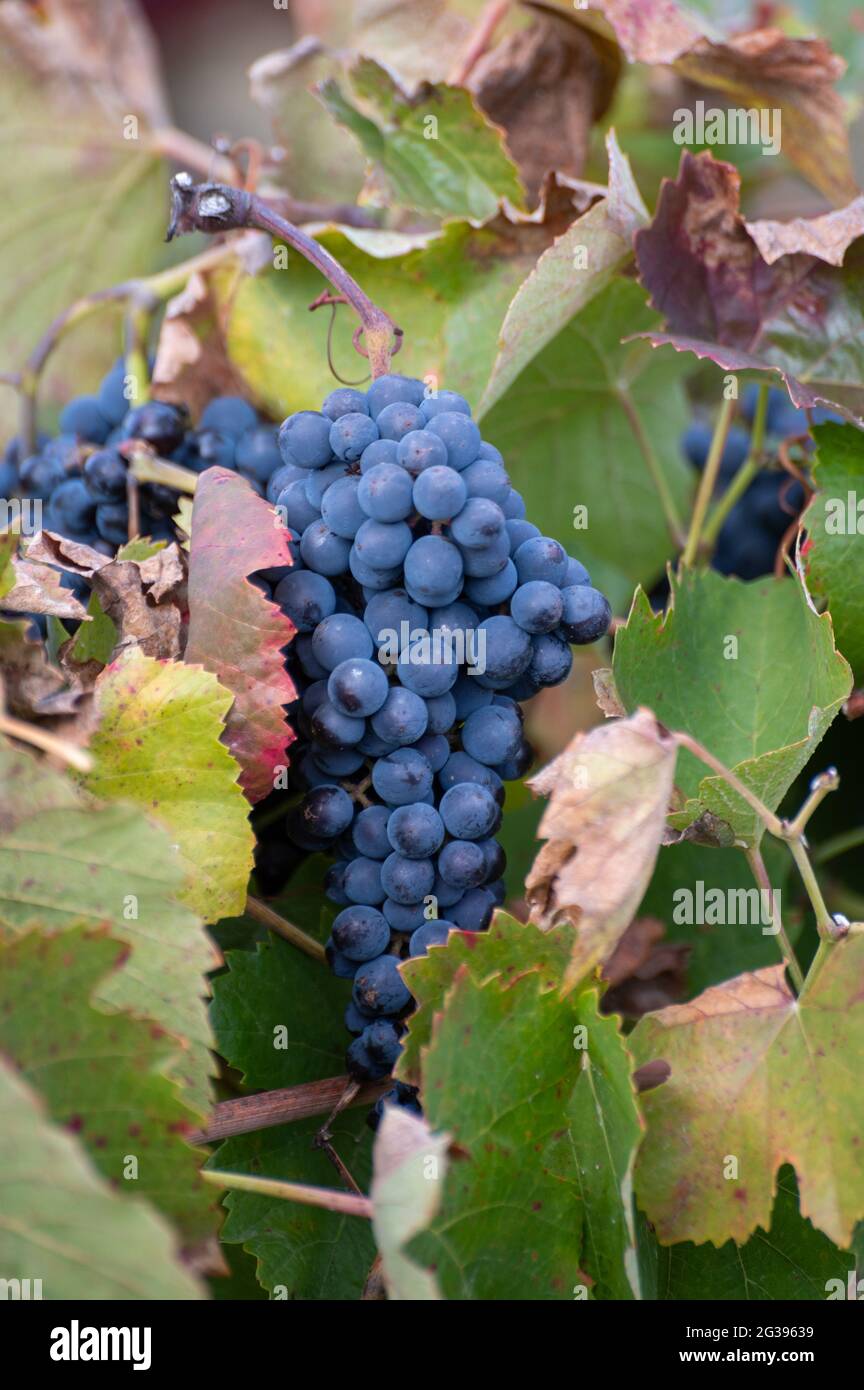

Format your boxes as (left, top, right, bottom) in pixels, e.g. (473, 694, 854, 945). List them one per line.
(526, 707, 678, 991)
(592, 666, 626, 719)
(470, 14, 621, 202)
(1, 558, 87, 621)
(600, 915, 690, 1018)
(745, 195, 864, 267)
(152, 268, 256, 421)
(25, 532, 112, 578)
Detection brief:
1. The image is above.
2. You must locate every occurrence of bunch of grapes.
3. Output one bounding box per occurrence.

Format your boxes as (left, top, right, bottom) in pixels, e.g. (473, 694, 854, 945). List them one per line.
(1, 361, 286, 628)
(680, 386, 842, 580)
(259, 374, 611, 1117)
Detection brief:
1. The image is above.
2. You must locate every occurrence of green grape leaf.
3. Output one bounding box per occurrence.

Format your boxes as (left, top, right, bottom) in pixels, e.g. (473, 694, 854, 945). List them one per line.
(479, 278, 693, 613)
(0, 928, 219, 1254)
(0, 1056, 203, 1300)
(398, 914, 642, 1299)
(631, 934, 864, 1247)
(370, 1107, 449, 1301)
(0, 0, 169, 437)
(211, 933, 375, 1299)
(613, 568, 852, 844)
(185, 468, 297, 804)
(477, 131, 647, 415)
(641, 1168, 856, 1301)
(213, 1115, 376, 1301)
(85, 649, 254, 923)
(211, 935, 349, 1089)
(318, 57, 525, 221)
(0, 741, 216, 1115)
(803, 422, 864, 684)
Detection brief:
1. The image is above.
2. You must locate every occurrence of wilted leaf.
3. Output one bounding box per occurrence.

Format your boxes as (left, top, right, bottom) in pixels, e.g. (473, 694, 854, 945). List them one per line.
(601, 916, 690, 1019)
(526, 708, 678, 987)
(0, 0, 169, 435)
(0, 741, 217, 1114)
(185, 468, 297, 805)
(613, 568, 852, 844)
(802, 423, 864, 684)
(631, 935, 864, 1247)
(477, 131, 646, 415)
(85, 650, 253, 923)
(470, 13, 621, 203)
(634, 151, 864, 426)
(746, 195, 864, 268)
(370, 1107, 449, 1301)
(318, 57, 525, 221)
(0, 928, 219, 1255)
(0, 1057, 203, 1300)
(153, 267, 259, 422)
(0, 556, 87, 621)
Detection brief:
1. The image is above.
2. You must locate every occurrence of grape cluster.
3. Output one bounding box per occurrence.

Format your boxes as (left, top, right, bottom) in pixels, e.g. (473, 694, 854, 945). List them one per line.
(258, 374, 611, 1110)
(1, 361, 287, 629)
(680, 386, 841, 581)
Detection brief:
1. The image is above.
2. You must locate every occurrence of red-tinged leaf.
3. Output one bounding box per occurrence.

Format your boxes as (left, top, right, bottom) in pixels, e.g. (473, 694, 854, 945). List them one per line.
(185, 468, 297, 803)
(633, 151, 864, 426)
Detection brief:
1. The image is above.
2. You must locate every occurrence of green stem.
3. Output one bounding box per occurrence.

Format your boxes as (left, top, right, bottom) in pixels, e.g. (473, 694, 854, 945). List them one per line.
(123, 296, 154, 409)
(245, 895, 327, 964)
(128, 452, 198, 494)
(813, 824, 864, 866)
(745, 846, 804, 992)
(202, 1168, 372, 1217)
(672, 731, 784, 838)
(616, 388, 686, 547)
(787, 838, 836, 940)
(702, 384, 770, 550)
(681, 395, 736, 567)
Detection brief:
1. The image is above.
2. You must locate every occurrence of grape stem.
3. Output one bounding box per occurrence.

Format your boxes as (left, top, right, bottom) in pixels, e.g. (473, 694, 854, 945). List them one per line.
(202, 1168, 373, 1217)
(165, 177, 403, 379)
(745, 846, 804, 993)
(701, 383, 769, 550)
(245, 894, 327, 963)
(680, 395, 736, 566)
(0, 710, 92, 775)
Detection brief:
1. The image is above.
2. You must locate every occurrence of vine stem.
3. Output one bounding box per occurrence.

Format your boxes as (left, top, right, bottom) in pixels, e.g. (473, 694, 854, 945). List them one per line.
(675, 732, 843, 954)
(702, 383, 769, 550)
(165, 178, 402, 378)
(616, 389, 686, 547)
(202, 1168, 372, 1218)
(745, 846, 804, 992)
(245, 894, 327, 963)
(16, 241, 242, 454)
(680, 395, 736, 567)
(0, 712, 92, 774)
(188, 1075, 389, 1145)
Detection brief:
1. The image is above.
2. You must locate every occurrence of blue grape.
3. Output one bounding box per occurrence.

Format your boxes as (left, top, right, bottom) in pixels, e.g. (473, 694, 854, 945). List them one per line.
(403, 535, 463, 604)
(358, 463, 414, 522)
(463, 559, 517, 606)
(83, 449, 126, 502)
(95, 502, 129, 545)
(371, 747, 433, 805)
(274, 570, 335, 631)
(330, 411, 379, 462)
(321, 475, 365, 538)
(451, 673, 494, 720)
(439, 782, 500, 839)
(424, 691, 457, 734)
(359, 438, 400, 473)
(328, 657, 390, 717)
(387, 803, 445, 858)
(511, 580, 564, 634)
(353, 518, 413, 570)
(383, 898, 428, 932)
(411, 731, 450, 773)
(506, 518, 540, 550)
(529, 632, 573, 686)
(121, 401, 188, 454)
(353, 954, 412, 1016)
(367, 374, 427, 418)
(376, 401, 424, 441)
(396, 640, 458, 697)
(333, 905, 390, 962)
(275, 477, 320, 533)
(413, 465, 467, 520)
(300, 519, 351, 575)
(449, 887, 495, 931)
(50, 479, 96, 535)
(305, 461, 348, 508)
(381, 852, 435, 904)
(397, 430, 449, 478)
(236, 425, 282, 483)
(278, 410, 333, 468)
(439, 751, 504, 802)
(343, 857, 386, 906)
(564, 556, 591, 587)
(364, 588, 428, 648)
(502, 490, 526, 519)
(419, 390, 471, 419)
(371, 686, 428, 745)
(312, 612, 374, 670)
(476, 615, 532, 683)
(298, 783, 354, 838)
(438, 839, 486, 889)
(311, 698, 365, 748)
(558, 585, 611, 643)
(200, 396, 258, 437)
(462, 705, 522, 766)
(513, 536, 568, 586)
(313, 746, 365, 777)
(59, 396, 111, 443)
(353, 805, 392, 860)
(96, 361, 131, 426)
(326, 940, 358, 978)
(461, 457, 510, 505)
(426, 412, 481, 470)
(322, 388, 369, 421)
(409, 921, 453, 957)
